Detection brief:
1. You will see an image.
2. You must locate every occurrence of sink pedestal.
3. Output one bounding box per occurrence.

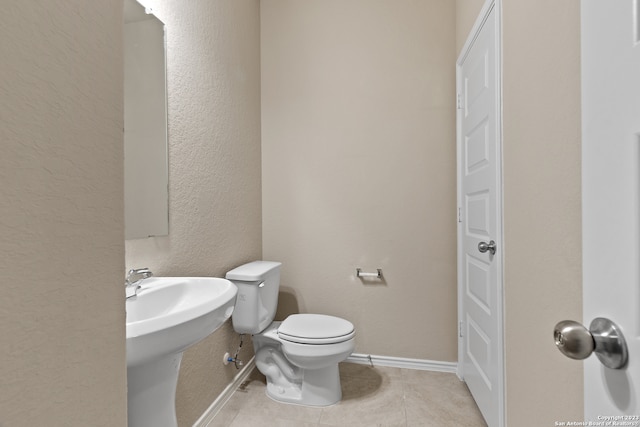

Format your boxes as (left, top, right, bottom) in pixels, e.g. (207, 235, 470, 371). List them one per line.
(125, 277, 237, 427)
(127, 353, 183, 427)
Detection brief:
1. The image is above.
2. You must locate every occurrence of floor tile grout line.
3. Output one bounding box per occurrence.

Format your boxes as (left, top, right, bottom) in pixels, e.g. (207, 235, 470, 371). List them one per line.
(401, 371, 409, 427)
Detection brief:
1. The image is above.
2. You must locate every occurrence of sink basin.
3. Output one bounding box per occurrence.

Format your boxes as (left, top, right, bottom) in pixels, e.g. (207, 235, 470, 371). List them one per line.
(126, 277, 237, 427)
(126, 277, 237, 366)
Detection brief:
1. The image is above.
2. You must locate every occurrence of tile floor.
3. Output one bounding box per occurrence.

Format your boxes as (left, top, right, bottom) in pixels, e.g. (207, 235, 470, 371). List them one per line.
(207, 362, 487, 427)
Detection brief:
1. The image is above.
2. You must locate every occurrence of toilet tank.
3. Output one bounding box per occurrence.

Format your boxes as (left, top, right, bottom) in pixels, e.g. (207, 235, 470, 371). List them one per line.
(225, 261, 282, 334)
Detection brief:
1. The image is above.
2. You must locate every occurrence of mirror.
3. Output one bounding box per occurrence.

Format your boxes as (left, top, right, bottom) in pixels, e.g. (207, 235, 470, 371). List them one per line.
(124, 0, 169, 239)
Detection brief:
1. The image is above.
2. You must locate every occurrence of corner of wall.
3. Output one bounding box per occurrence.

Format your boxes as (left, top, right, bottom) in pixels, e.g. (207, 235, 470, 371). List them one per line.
(124, 0, 262, 425)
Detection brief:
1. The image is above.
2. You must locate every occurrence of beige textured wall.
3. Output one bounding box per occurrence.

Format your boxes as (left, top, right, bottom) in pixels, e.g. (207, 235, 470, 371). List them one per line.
(0, 2, 126, 426)
(502, 1, 583, 424)
(124, 0, 262, 425)
(455, 0, 485, 55)
(261, 0, 457, 361)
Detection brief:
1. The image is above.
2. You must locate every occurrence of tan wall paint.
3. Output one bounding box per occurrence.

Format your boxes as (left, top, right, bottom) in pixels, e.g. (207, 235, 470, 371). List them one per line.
(0, 2, 580, 425)
(455, 0, 485, 55)
(261, 0, 458, 361)
(456, 0, 584, 424)
(502, 1, 583, 424)
(124, 0, 262, 424)
(0, 2, 127, 426)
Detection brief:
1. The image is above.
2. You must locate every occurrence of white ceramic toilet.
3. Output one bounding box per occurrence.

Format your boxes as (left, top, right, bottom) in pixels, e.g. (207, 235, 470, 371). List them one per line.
(226, 261, 355, 406)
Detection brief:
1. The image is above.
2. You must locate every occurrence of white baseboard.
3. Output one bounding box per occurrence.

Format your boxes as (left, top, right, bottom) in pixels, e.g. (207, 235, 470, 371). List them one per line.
(346, 353, 457, 373)
(192, 357, 256, 427)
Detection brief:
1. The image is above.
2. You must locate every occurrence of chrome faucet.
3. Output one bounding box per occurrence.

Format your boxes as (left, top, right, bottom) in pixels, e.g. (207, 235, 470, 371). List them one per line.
(125, 267, 153, 298)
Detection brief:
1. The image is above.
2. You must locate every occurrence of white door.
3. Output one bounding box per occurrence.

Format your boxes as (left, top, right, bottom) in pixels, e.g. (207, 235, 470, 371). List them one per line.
(457, 3, 504, 426)
(582, 0, 640, 418)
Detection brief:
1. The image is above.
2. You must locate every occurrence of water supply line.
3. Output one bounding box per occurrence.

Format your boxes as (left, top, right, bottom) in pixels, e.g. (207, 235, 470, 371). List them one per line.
(225, 334, 245, 369)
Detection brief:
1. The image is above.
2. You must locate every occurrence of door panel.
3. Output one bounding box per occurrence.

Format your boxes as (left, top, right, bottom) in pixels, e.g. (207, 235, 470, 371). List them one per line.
(465, 120, 490, 174)
(466, 192, 491, 236)
(467, 255, 491, 312)
(457, 4, 504, 426)
(582, 0, 640, 418)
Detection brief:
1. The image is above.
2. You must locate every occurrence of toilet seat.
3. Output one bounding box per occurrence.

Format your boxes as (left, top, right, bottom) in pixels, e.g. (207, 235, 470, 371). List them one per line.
(278, 314, 355, 345)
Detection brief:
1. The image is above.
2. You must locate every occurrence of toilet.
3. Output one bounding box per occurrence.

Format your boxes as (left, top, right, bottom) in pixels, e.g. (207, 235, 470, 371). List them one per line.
(226, 261, 355, 406)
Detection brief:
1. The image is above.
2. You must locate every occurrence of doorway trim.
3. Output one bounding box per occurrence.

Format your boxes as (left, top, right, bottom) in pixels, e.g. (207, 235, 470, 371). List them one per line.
(456, 0, 505, 425)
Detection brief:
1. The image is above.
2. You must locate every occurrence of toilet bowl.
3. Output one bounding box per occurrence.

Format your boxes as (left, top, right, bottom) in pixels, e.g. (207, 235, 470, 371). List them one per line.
(226, 261, 355, 406)
(279, 314, 355, 370)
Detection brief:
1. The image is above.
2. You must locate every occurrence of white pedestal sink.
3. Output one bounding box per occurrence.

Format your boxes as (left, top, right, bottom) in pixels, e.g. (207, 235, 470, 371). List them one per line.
(126, 277, 237, 427)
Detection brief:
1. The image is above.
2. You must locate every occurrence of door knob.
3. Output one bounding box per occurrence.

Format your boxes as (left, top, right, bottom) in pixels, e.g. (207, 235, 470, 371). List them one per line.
(553, 317, 628, 369)
(478, 240, 497, 255)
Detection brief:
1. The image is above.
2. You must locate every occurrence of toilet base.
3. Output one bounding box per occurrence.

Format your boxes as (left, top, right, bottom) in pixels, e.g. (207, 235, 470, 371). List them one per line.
(252, 321, 353, 407)
(265, 364, 342, 407)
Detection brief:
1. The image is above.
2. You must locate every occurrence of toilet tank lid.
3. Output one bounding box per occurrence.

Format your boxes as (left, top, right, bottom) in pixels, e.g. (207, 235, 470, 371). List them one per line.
(225, 261, 282, 282)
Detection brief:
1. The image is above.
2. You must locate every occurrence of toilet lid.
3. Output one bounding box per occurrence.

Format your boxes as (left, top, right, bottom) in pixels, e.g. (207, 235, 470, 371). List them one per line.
(278, 314, 355, 344)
